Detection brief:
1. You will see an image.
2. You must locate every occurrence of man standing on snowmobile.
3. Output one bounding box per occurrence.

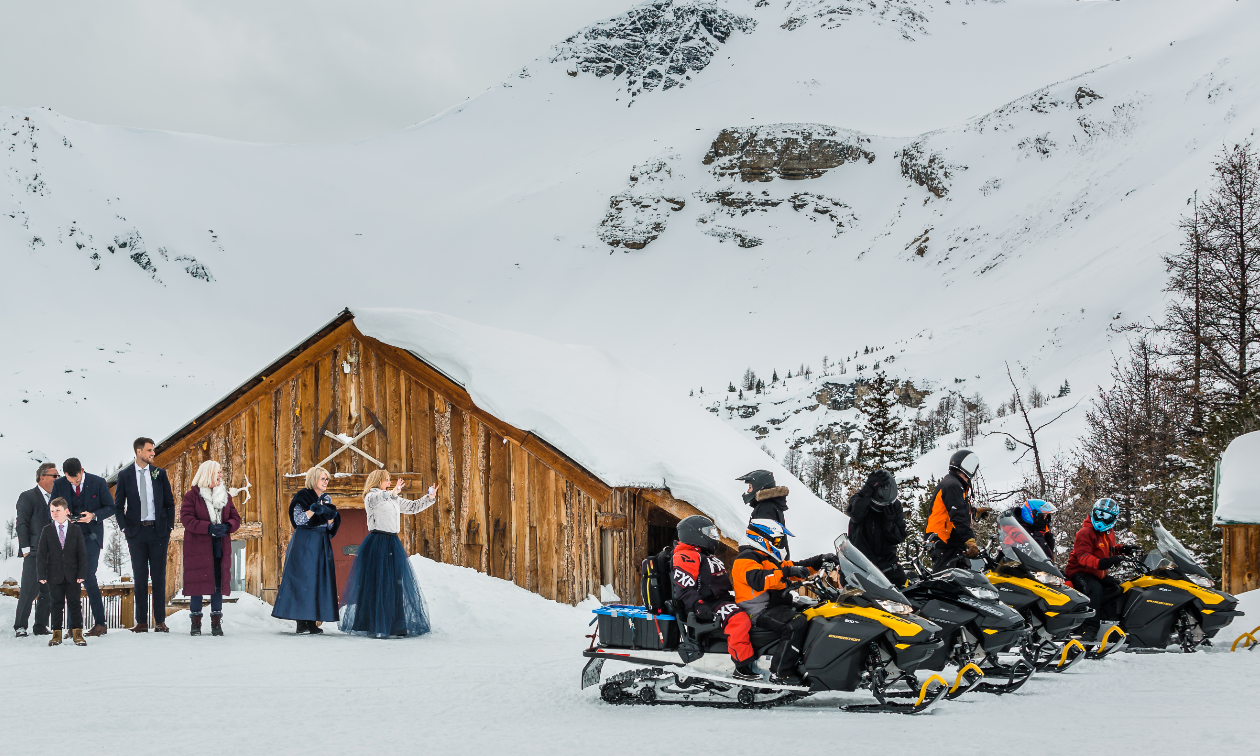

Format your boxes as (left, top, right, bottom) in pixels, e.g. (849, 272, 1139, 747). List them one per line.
(924, 450, 990, 570)
(1001, 498, 1057, 555)
(671, 515, 760, 681)
(847, 469, 908, 586)
(1065, 498, 1139, 640)
(732, 519, 833, 685)
(737, 470, 790, 525)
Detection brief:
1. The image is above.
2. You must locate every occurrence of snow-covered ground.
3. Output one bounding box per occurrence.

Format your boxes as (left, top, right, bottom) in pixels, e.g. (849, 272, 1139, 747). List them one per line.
(2, 558, 1256, 755)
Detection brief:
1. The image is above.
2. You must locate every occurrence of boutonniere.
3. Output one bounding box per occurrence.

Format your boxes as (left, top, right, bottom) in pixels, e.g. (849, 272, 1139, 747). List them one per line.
(150, 468, 160, 481)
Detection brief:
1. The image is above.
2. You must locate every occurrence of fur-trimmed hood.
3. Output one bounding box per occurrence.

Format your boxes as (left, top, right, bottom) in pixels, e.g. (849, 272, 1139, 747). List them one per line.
(755, 486, 789, 501)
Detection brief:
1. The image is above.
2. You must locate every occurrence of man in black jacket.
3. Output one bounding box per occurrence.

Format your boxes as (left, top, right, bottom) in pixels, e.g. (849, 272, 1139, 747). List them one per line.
(50, 458, 115, 636)
(37, 497, 89, 646)
(846, 469, 908, 586)
(114, 437, 177, 632)
(13, 462, 57, 636)
(737, 470, 791, 556)
(924, 450, 990, 570)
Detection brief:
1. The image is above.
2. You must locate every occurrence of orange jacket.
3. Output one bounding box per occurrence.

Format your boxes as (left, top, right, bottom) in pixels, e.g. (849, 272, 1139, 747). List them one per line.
(925, 472, 974, 547)
(732, 547, 812, 620)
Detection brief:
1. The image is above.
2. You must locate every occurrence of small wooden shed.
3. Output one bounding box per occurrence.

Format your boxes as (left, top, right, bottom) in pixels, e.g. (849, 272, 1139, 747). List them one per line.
(152, 309, 735, 607)
(1215, 430, 1260, 595)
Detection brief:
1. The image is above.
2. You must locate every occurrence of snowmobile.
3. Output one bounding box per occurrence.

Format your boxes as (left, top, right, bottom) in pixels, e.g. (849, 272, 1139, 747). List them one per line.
(1110, 521, 1245, 653)
(902, 540, 1034, 695)
(980, 513, 1098, 671)
(580, 535, 952, 714)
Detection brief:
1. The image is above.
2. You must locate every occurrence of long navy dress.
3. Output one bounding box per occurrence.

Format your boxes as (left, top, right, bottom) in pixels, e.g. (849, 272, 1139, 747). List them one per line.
(339, 488, 433, 639)
(272, 489, 342, 622)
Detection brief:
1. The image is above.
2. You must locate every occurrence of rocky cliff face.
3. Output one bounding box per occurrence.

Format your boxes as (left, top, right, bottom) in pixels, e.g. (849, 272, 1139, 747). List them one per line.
(551, 1, 756, 100)
(702, 124, 875, 182)
(597, 153, 687, 249)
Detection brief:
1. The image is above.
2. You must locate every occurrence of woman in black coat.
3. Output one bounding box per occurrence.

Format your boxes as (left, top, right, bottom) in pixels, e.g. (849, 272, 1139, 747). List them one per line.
(846, 469, 908, 586)
(271, 466, 342, 634)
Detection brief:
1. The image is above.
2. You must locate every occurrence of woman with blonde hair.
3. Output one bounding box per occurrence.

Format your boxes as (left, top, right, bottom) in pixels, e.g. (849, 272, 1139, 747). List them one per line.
(271, 466, 341, 634)
(181, 460, 241, 636)
(339, 469, 437, 638)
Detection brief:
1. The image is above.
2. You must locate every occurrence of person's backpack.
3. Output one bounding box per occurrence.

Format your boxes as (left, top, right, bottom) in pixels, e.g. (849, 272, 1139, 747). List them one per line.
(640, 544, 676, 615)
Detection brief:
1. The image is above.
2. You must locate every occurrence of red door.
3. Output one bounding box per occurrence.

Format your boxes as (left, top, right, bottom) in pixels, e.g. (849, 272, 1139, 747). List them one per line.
(331, 509, 368, 599)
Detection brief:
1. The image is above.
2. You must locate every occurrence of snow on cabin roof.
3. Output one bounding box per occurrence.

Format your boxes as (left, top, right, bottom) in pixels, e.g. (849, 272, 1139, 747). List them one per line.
(1215, 430, 1260, 525)
(351, 307, 844, 554)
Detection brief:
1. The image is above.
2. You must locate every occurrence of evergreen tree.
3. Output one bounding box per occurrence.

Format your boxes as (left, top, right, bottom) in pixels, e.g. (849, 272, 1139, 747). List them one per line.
(771, 369, 779, 383)
(728, 382, 736, 393)
(854, 371, 916, 480)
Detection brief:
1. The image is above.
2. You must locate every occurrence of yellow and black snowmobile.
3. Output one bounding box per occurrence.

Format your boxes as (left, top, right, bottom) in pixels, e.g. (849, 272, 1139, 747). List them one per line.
(981, 513, 1096, 671)
(1112, 522, 1245, 652)
(580, 535, 951, 714)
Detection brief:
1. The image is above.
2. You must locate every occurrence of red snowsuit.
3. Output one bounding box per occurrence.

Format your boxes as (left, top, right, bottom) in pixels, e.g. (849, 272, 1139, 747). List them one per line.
(671, 542, 753, 664)
(1064, 518, 1117, 581)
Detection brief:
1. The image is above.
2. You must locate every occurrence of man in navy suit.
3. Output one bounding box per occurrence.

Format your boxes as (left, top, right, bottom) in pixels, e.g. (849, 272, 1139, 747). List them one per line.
(51, 457, 116, 636)
(113, 437, 176, 632)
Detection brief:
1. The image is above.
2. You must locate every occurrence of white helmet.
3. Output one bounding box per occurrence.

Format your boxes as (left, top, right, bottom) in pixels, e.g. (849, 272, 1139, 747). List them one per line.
(949, 449, 980, 479)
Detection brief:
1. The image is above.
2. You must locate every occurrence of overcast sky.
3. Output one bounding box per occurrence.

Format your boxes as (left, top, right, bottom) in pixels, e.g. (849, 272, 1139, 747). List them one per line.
(0, 0, 628, 143)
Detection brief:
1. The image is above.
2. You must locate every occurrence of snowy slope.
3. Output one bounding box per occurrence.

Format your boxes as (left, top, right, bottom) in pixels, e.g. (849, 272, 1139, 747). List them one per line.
(3, 0, 1260, 522)
(1, 555, 1257, 755)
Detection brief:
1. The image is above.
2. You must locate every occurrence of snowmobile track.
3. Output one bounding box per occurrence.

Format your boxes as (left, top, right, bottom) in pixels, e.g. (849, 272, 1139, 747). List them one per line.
(598, 667, 810, 710)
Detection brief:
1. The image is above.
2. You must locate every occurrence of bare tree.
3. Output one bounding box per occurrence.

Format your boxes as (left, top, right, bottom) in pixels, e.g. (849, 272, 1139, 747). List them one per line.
(985, 362, 1079, 498)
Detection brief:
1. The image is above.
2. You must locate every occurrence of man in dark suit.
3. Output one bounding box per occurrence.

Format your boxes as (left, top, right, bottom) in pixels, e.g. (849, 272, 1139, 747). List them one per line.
(37, 497, 89, 646)
(13, 462, 58, 636)
(113, 437, 176, 632)
(51, 457, 115, 636)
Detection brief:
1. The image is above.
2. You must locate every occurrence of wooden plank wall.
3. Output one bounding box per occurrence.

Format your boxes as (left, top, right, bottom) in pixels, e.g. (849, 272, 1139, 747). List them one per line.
(1222, 524, 1260, 596)
(156, 332, 626, 606)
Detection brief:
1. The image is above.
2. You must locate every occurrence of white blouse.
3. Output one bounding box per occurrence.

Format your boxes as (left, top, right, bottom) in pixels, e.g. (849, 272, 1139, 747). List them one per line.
(364, 488, 436, 534)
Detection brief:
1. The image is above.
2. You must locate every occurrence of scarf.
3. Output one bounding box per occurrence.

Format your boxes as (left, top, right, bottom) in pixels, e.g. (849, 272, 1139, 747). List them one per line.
(200, 485, 229, 525)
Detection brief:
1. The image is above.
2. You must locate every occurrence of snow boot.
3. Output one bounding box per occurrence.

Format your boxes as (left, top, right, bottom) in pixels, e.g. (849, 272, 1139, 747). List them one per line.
(211, 613, 224, 637)
(733, 664, 761, 682)
(308, 621, 325, 635)
(48, 630, 63, 647)
(295, 620, 310, 634)
(190, 614, 202, 636)
(72, 629, 87, 646)
(770, 673, 803, 686)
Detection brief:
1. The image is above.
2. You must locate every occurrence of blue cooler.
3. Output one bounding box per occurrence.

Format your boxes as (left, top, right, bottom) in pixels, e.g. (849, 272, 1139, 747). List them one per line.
(592, 604, 679, 650)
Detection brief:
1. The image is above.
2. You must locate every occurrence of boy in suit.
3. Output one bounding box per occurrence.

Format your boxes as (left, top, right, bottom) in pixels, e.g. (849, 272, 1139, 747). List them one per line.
(37, 498, 88, 646)
(51, 457, 115, 636)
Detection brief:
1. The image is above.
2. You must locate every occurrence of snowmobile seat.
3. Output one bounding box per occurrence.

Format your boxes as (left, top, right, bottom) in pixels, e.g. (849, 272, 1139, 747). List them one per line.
(749, 627, 782, 654)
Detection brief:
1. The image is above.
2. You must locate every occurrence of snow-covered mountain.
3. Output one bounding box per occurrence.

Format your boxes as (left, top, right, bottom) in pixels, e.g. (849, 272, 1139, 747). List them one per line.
(3, 0, 1258, 518)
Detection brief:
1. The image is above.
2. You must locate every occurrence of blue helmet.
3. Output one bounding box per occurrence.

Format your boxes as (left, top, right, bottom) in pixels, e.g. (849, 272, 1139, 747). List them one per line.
(1019, 499, 1057, 525)
(1091, 498, 1120, 532)
(746, 518, 793, 561)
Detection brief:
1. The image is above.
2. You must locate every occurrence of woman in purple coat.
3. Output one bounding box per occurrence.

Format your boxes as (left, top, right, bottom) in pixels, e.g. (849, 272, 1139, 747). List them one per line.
(181, 460, 241, 636)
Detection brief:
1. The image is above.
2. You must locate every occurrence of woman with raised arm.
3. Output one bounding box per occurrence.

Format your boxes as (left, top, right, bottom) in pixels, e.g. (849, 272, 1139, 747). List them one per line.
(181, 460, 242, 637)
(272, 466, 342, 634)
(339, 469, 437, 639)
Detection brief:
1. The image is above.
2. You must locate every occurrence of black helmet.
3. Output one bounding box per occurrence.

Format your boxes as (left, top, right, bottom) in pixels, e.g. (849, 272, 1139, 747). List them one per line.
(737, 469, 776, 504)
(948, 449, 980, 480)
(677, 515, 721, 553)
(866, 469, 898, 508)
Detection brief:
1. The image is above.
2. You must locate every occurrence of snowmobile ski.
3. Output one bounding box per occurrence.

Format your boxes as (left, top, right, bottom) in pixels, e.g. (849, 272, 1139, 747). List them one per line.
(1084, 625, 1128, 660)
(842, 674, 949, 715)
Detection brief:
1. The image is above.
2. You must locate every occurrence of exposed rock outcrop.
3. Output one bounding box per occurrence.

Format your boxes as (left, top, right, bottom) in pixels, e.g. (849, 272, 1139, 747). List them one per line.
(552, 1, 755, 100)
(896, 140, 962, 198)
(598, 153, 687, 250)
(703, 124, 875, 182)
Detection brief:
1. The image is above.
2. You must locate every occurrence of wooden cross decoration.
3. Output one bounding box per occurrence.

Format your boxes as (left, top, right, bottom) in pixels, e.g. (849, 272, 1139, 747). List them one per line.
(314, 408, 389, 469)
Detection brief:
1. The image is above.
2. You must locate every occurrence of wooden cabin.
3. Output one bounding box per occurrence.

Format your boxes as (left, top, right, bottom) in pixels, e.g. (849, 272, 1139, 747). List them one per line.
(1215, 430, 1260, 595)
(153, 309, 735, 607)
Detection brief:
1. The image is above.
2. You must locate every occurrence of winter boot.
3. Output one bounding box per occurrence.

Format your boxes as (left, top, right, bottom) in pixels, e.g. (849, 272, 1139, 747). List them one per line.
(733, 664, 762, 682)
(190, 614, 203, 636)
(210, 613, 224, 637)
(295, 620, 310, 634)
(769, 673, 802, 686)
(308, 621, 324, 635)
(48, 630, 63, 646)
(71, 629, 87, 646)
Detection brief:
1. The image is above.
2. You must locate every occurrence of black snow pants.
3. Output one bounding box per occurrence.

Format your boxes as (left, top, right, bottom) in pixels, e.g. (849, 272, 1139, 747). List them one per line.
(929, 542, 969, 571)
(756, 604, 809, 677)
(1071, 573, 1124, 636)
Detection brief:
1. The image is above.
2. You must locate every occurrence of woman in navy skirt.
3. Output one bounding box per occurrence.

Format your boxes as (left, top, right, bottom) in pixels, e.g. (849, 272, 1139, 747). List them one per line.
(339, 469, 436, 638)
(272, 466, 342, 634)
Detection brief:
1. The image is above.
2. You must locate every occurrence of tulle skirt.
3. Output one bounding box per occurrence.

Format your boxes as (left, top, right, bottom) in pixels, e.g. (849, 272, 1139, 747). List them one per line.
(338, 531, 431, 639)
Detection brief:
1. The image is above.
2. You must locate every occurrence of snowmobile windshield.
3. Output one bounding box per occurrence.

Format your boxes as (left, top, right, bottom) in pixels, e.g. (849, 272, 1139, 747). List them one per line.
(833, 534, 914, 607)
(996, 513, 1063, 578)
(1153, 522, 1211, 579)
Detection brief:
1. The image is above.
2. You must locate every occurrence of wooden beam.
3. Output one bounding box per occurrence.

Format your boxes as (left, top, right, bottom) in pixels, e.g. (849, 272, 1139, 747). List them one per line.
(170, 521, 264, 542)
(638, 488, 740, 551)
